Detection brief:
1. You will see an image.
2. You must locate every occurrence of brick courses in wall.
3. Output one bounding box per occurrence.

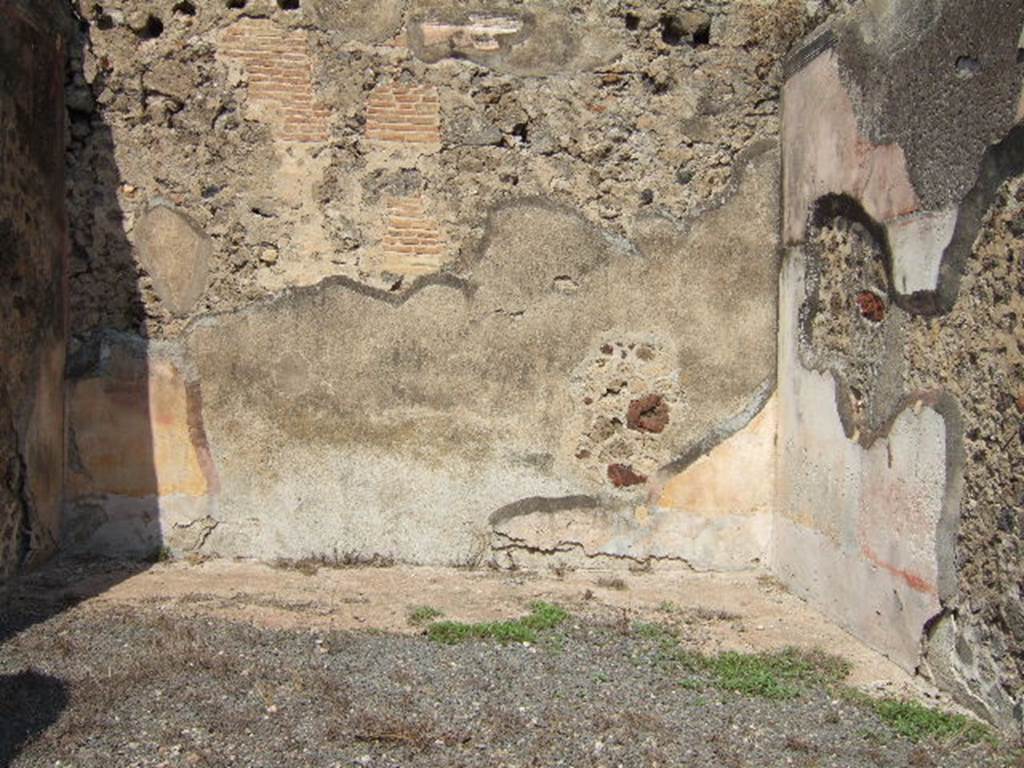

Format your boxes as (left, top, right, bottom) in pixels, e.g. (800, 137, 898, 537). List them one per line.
(220, 19, 330, 143)
(380, 196, 447, 275)
(365, 84, 441, 146)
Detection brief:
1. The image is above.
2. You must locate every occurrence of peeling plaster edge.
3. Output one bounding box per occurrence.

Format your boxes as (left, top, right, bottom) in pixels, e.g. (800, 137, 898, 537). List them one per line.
(61, 492, 220, 553)
(487, 494, 606, 528)
(932, 123, 1024, 314)
(784, 315, 965, 604)
(170, 139, 779, 337)
(185, 270, 474, 334)
(795, 126, 1024, 318)
(783, 26, 837, 80)
(635, 138, 780, 238)
(919, 609, 1024, 736)
(655, 376, 776, 482)
(486, 375, 777, 537)
(405, 10, 537, 66)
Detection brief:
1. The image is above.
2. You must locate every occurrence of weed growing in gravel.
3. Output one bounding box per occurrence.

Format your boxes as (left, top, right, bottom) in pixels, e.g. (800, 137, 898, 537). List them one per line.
(272, 550, 397, 575)
(426, 602, 569, 645)
(596, 576, 628, 590)
(632, 621, 850, 699)
(633, 622, 675, 641)
(842, 689, 993, 745)
(687, 606, 741, 622)
(407, 606, 444, 626)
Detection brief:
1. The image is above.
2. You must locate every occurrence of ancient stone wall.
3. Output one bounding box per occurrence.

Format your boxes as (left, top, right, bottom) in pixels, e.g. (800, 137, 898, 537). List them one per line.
(62, 0, 852, 566)
(776, 0, 1024, 736)
(65, 0, 854, 340)
(6, 0, 1021, 740)
(0, 2, 71, 578)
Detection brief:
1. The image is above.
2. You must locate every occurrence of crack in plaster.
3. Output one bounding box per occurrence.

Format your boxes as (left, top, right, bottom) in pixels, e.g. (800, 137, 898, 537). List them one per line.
(490, 531, 693, 569)
(172, 515, 220, 551)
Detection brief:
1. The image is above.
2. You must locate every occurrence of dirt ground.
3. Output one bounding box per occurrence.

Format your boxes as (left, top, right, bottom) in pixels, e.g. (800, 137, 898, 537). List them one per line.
(1, 558, 1017, 767)
(8, 558, 921, 687)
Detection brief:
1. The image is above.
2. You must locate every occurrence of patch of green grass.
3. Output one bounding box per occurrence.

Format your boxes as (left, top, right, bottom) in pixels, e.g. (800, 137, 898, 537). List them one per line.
(631, 621, 850, 700)
(427, 620, 533, 644)
(523, 601, 570, 630)
(633, 622, 676, 641)
(631, 622, 706, 671)
(843, 689, 993, 745)
(426, 602, 569, 645)
(703, 648, 849, 699)
(679, 676, 705, 691)
(407, 606, 444, 626)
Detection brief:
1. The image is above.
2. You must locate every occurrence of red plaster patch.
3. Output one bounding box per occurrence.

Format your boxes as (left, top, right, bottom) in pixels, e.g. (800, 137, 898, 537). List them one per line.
(862, 544, 936, 595)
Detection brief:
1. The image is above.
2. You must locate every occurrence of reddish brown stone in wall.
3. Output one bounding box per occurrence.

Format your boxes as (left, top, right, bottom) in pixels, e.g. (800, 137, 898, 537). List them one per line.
(626, 394, 670, 434)
(607, 463, 647, 487)
(855, 290, 886, 323)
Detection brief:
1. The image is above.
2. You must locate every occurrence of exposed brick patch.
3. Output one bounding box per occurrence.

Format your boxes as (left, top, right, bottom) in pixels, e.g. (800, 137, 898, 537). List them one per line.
(626, 394, 670, 434)
(365, 84, 441, 146)
(380, 197, 447, 275)
(221, 19, 330, 143)
(855, 290, 886, 322)
(607, 463, 647, 488)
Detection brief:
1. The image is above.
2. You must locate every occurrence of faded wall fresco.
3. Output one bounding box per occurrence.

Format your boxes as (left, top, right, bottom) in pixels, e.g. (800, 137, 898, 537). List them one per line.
(776, 0, 1024, 736)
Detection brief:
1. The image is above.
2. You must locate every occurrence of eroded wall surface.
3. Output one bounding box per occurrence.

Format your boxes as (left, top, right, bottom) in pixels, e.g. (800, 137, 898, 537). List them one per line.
(0, 3, 70, 578)
(776, 0, 1024, 734)
(63, 0, 853, 567)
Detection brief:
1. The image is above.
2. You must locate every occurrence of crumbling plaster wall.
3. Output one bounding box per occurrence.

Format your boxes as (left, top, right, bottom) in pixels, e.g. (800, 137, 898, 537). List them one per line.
(63, 0, 853, 566)
(66, 0, 834, 336)
(776, 0, 1024, 735)
(0, 2, 71, 578)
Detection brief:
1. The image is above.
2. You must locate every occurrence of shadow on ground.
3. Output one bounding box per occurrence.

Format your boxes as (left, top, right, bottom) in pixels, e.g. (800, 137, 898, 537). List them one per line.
(0, 670, 69, 767)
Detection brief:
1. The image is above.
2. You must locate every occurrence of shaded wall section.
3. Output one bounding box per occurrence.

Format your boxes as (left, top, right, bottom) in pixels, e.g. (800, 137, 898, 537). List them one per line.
(0, 2, 72, 578)
(775, 0, 1024, 735)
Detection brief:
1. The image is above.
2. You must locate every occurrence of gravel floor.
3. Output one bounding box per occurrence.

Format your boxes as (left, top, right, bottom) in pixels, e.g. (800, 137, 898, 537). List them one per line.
(1, 585, 1019, 768)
